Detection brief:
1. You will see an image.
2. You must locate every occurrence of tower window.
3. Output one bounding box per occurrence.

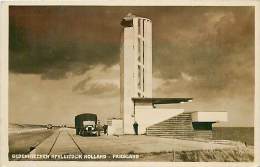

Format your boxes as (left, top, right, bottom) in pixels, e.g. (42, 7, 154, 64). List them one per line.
(138, 19, 141, 35)
(138, 65, 141, 90)
(138, 38, 141, 62)
(143, 41, 145, 65)
(142, 19, 145, 38)
(143, 68, 145, 92)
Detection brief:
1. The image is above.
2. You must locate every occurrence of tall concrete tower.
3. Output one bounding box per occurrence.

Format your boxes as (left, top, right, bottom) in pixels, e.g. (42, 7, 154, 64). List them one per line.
(120, 13, 152, 134)
(116, 13, 227, 136)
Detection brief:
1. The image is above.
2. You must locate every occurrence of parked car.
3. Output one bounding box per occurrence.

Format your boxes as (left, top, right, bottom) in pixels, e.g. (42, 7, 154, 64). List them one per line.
(46, 124, 53, 129)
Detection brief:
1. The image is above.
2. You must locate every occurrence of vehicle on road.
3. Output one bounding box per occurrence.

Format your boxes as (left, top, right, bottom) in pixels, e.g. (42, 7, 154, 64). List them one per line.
(75, 113, 98, 136)
(46, 124, 53, 130)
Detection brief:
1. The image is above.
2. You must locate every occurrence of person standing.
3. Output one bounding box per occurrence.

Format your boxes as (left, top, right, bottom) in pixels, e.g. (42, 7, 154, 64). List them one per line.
(97, 120, 101, 136)
(103, 124, 108, 135)
(133, 121, 138, 135)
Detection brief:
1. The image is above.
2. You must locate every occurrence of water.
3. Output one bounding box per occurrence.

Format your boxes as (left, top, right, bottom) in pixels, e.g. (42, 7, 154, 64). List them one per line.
(212, 127, 254, 145)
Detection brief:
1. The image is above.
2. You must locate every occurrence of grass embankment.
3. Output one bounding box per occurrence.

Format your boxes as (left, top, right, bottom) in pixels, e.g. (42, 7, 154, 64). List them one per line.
(138, 146, 254, 162)
(9, 129, 55, 159)
(213, 127, 254, 145)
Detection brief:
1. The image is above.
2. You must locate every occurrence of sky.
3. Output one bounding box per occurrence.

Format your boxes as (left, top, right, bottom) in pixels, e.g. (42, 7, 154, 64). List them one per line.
(9, 6, 254, 127)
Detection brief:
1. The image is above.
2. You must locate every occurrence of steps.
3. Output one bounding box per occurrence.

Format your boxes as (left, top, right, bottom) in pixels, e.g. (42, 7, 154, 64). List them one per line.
(146, 112, 194, 139)
(146, 112, 213, 139)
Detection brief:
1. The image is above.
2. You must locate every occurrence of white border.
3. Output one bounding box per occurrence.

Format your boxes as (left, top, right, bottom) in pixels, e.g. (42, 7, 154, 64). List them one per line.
(1, 1, 259, 167)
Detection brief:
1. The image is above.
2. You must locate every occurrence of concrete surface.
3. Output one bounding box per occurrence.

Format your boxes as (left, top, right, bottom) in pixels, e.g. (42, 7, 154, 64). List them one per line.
(29, 128, 236, 155)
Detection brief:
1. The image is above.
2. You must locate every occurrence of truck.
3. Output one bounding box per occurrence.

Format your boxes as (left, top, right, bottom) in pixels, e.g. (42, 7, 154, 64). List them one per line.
(75, 113, 98, 136)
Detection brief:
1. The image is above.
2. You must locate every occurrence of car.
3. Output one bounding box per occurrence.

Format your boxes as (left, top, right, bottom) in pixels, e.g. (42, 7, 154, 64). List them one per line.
(46, 124, 53, 129)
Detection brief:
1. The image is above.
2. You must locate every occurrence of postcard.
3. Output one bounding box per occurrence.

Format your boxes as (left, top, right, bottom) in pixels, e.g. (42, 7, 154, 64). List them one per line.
(0, 1, 259, 167)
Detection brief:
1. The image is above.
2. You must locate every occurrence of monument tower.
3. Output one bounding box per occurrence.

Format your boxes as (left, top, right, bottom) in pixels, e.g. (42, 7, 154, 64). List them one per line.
(117, 13, 227, 136)
(120, 13, 153, 134)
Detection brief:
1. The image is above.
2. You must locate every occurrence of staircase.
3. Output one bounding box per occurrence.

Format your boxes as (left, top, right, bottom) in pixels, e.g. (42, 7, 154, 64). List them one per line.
(146, 112, 194, 139)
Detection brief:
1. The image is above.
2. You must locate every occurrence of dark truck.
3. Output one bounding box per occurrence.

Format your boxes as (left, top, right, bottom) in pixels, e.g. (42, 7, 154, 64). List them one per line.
(75, 113, 97, 136)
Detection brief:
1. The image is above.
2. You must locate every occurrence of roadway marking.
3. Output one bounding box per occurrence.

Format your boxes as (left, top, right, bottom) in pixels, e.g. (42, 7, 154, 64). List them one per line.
(27, 129, 61, 155)
(47, 130, 61, 155)
(67, 131, 84, 155)
(48, 128, 82, 155)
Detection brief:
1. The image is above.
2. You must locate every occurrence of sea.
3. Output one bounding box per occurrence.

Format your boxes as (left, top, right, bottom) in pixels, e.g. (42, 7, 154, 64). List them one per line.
(212, 127, 254, 146)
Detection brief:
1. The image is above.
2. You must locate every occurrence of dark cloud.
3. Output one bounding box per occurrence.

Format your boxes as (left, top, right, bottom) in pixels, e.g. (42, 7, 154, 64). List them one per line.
(152, 7, 254, 94)
(9, 6, 254, 82)
(9, 6, 122, 79)
(9, 21, 119, 79)
(9, 6, 254, 93)
(9, 6, 254, 126)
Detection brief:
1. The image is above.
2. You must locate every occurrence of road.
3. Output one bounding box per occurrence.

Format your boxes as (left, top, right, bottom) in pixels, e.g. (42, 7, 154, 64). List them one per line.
(9, 127, 243, 161)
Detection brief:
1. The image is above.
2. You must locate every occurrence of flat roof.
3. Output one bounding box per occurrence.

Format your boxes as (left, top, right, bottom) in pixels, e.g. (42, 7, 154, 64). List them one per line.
(132, 97, 193, 104)
(121, 13, 151, 27)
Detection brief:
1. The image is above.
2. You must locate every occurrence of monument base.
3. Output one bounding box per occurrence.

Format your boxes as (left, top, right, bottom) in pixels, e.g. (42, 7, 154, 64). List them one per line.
(107, 119, 123, 136)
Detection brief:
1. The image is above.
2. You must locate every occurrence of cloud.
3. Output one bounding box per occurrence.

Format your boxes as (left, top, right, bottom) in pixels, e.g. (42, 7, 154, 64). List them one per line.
(72, 77, 92, 92)
(9, 64, 120, 125)
(9, 24, 120, 79)
(9, 6, 254, 83)
(80, 83, 119, 97)
(181, 72, 193, 82)
(72, 64, 119, 97)
(153, 7, 254, 94)
(9, 6, 254, 126)
(9, 8, 121, 79)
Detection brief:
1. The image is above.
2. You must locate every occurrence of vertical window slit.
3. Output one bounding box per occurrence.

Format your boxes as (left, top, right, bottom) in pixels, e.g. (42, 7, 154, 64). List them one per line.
(143, 68, 145, 92)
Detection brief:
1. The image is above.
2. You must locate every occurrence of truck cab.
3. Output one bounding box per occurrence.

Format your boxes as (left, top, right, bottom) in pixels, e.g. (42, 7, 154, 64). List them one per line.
(75, 113, 97, 136)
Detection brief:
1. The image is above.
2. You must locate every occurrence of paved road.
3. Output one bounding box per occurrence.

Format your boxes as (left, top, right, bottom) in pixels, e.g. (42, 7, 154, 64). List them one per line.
(28, 128, 238, 155)
(9, 128, 250, 161)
